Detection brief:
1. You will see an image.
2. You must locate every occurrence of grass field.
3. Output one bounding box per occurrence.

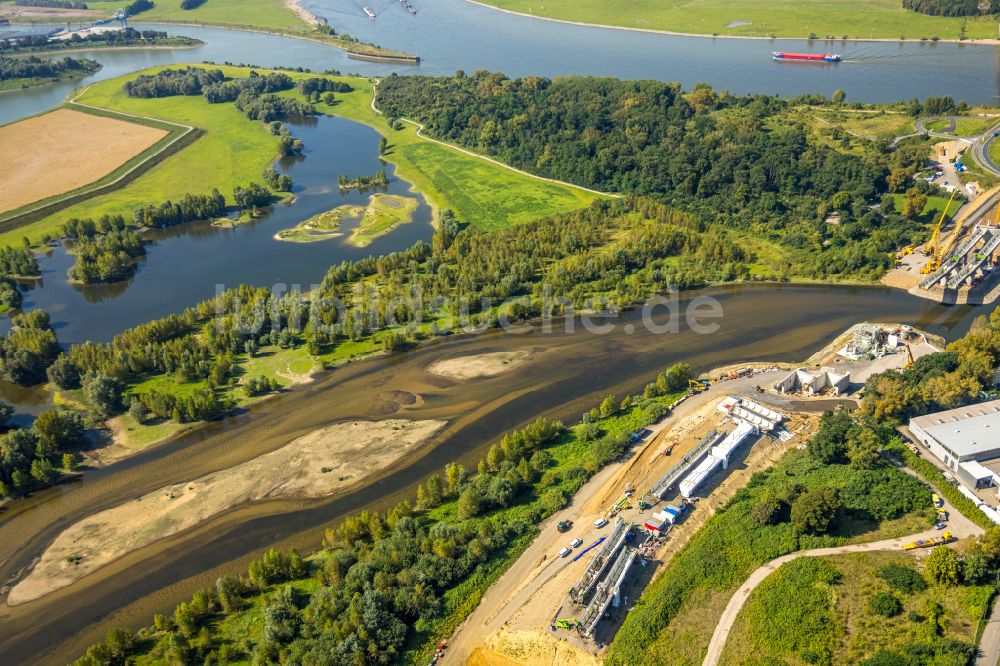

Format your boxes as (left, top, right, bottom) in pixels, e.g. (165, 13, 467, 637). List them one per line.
(476, 0, 1000, 40)
(720, 551, 992, 665)
(348, 193, 419, 247)
(314, 83, 601, 230)
(890, 193, 963, 226)
(926, 117, 996, 136)
(0, 108, 168, 214)
(62, 0, 306, 31)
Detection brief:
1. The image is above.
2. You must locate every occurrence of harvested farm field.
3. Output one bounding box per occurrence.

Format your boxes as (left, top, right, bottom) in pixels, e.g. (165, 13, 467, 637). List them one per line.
(7, 418, 445, 605)
(0, 108, 168, 214)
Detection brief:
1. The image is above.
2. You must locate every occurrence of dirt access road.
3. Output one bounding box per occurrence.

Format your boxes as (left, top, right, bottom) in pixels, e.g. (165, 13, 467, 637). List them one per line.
(442, 372, 785, 665)
(701, 491, 983, 666)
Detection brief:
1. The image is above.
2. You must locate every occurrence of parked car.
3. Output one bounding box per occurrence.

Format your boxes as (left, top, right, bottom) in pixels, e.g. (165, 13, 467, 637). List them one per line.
(558, 547, 572, 558)
(594, 518, 609, 529)
(934, 522, 947, 530)
(570, 538, 583, 548)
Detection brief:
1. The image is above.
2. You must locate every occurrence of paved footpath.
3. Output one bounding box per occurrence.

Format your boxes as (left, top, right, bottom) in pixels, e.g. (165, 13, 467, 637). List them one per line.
(702, 493, 983, 666)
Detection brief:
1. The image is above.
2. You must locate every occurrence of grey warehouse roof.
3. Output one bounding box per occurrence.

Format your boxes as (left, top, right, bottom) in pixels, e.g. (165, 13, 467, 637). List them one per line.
(911, 399, 1000, 458)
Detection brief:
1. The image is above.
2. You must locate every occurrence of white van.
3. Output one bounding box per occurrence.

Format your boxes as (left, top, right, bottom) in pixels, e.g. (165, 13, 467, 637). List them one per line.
(594, 518, 609, 529)
(558, 547, 572, 558)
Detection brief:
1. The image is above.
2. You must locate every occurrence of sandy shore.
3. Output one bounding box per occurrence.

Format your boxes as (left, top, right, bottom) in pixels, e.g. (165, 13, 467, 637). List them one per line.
(284, 0, 321, 27)
(8, 418, 445, 605)
(427, 349, 536, 381)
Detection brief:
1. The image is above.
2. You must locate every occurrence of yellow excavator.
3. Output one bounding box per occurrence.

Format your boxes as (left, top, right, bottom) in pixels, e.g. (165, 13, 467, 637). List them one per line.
(904, 343, 915, 369)
(922, 189, 959, 275)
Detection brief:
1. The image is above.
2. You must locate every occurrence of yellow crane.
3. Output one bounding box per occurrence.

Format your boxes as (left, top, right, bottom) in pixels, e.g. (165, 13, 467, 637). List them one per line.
(921, 189, 959, 274)
(904, 343, 915, 369)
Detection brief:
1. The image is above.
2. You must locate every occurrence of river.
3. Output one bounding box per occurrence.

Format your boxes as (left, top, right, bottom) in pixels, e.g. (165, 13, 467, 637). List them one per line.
(0, 283, 987, 665)
(1, 0, 999, 128)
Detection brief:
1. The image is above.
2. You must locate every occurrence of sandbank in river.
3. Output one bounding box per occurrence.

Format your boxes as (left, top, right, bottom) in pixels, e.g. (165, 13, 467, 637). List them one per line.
(8, 418, 444, 605)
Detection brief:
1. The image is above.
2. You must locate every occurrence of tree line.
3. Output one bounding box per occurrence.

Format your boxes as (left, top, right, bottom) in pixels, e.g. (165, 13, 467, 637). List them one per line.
(902, 0, 997, 16)
(0, 55, 99, 82)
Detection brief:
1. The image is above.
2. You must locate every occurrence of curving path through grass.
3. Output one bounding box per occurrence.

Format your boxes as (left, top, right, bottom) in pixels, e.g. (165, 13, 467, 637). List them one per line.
(369, 80, 618, 200)
(701, 490, 983, 666)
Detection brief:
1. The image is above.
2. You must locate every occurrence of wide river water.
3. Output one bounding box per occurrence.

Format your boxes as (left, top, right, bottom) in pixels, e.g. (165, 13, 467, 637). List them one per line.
(0, 2, 999, 662)
(2, 0, 999, 127)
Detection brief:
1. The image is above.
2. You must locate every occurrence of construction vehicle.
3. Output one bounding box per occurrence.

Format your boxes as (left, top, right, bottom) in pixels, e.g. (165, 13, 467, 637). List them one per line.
(557, 520, 573, 533)
(921, 189, 959, 274)
(903, 532, 953, 550)
(932, 493, 944, 509)
(904, 344, 915, 369)
(554, 618, 577, 629)
(688, 379, 708, 393)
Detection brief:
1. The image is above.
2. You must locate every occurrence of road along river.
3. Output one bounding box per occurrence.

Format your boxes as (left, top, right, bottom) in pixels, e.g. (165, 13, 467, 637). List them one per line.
(0, 282, 988, 665)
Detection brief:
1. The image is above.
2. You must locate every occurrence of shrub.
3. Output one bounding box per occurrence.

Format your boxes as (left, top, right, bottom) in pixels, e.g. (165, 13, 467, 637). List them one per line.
(870, 592, 903, 617)
(791, 487, 842, 535)
(877, 563, 927, 594)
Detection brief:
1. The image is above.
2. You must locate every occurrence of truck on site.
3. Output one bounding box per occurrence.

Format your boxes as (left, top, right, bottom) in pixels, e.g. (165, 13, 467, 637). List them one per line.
(932, 493, 944, 509)
(903, 532, 954, 550)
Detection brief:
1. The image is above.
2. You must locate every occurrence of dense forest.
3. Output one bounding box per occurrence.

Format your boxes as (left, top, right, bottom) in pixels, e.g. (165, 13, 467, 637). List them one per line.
(902, 0, 998, 16)
(375, 73, 940, 279)
(0, 55, 99, 82)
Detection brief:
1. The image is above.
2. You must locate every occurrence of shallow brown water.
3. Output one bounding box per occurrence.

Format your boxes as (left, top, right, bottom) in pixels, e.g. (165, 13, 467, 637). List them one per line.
(0, 283, 985, 665)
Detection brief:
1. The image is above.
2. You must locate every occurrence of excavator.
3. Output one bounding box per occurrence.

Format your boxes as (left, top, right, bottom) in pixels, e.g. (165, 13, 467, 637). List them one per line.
(904, 343, 915, 370)
(688, 379, 709, 393)
(921, 189, 959, 275)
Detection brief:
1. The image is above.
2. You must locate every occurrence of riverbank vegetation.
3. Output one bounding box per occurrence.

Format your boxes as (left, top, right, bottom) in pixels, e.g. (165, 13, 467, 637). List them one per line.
(0, 54, 99, 91)
(473, 0, 1000, 40)
(74, 373, 688, 665)
(0, 28, 199, 54)
(719, 549, 992, 665)
(275, 205, 358, 243)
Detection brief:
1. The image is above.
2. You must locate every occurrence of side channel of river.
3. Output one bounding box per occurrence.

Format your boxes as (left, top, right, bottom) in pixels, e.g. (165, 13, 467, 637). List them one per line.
(0, 283, 986, 665)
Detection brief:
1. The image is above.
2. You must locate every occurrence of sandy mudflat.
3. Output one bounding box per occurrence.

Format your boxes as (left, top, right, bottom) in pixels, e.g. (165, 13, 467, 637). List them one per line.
(0, 109, 167, 213)
(427, 350, 535, 381)
(8, 418, 445, 605)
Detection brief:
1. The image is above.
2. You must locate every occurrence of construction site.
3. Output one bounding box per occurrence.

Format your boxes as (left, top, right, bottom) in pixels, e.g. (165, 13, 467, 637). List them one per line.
(887, 182, 1000, 305)
(454, 378, 823, 666)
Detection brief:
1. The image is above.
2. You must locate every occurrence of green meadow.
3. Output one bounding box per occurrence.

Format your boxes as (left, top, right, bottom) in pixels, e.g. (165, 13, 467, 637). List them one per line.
(478, 0, 1000, 40)
(2, 66, 597, 247)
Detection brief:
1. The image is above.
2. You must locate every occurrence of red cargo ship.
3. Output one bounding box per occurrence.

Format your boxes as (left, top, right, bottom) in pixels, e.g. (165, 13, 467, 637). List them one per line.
(772, 51, 842, 62)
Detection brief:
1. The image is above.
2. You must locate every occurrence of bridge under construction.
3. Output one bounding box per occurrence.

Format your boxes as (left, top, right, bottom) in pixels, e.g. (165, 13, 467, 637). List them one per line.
(914, 187, 1000, 304)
